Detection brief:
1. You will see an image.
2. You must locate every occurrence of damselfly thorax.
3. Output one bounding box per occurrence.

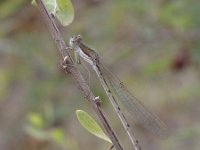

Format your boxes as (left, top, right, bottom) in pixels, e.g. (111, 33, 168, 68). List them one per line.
(69, 35, 100, 66)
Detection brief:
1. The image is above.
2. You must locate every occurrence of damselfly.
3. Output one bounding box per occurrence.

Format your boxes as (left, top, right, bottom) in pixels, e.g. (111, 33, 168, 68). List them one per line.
(69, 35, 168, 148)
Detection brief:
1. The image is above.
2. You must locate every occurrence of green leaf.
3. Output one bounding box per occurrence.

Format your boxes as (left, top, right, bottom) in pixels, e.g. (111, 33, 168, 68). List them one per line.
(25, 125, 48, 140)
(76, 110, 112, 144)
(55, 0, 74, 26)
(31, 0, 37, 6)
(31, 0, 57, 14)
(50, 128, 65, 145)
(44, 0, 57, 14)
(31, 0, 74, 26)
(27, 112, 44, 128)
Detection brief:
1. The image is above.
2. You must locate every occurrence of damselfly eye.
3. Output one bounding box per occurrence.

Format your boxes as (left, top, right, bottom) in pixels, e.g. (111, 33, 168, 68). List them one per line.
(76, 35, 82, 41)
(77, 35, 81, 38)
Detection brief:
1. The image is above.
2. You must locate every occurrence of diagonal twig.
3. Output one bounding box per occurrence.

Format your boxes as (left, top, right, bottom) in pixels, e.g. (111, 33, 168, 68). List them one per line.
(35, 0, 123, 149)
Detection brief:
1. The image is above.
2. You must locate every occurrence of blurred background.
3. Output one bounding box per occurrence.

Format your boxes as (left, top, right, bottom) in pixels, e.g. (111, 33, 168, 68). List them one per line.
(0, 0, 200, 150)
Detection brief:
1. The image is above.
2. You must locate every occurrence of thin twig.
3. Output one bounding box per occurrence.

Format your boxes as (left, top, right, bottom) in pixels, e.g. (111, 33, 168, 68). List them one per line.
(93, 65, 142, 150)
(35, 0, 123, 149)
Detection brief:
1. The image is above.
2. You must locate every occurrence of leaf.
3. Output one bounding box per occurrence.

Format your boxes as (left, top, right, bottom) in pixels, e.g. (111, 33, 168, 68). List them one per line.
(76, 110, 112, 144)
(31, 0, 57, 14)
(50, 128, 65, 145)
(31, 0, 74, 26)
(25, 125, 48, 140)
(44, 0, 57, 14)
(31, 0, 37, 6)
(55, 0, 74, 26)
(27, 112, 44, 128)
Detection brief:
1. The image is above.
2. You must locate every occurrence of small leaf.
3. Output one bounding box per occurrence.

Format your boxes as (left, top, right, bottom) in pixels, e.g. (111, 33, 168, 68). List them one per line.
(50, 128, 65, 145)
(44, 0, 57, 14)
(31, 0, 37, 6)
(31, 0, 74, 26)
(55, 0, 74, 26)
(27, 112, 44, 128)
(25, 125, 48, 140)
(31, 0, 57, 14)
(76, 110, 112, 144)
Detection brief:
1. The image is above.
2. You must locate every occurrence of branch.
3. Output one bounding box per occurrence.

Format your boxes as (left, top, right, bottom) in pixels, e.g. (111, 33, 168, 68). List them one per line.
(35, 0, 123, 149)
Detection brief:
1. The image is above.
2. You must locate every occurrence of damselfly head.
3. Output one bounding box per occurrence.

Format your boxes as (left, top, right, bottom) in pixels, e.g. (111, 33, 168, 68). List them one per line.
(69, 35, 82, 48)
